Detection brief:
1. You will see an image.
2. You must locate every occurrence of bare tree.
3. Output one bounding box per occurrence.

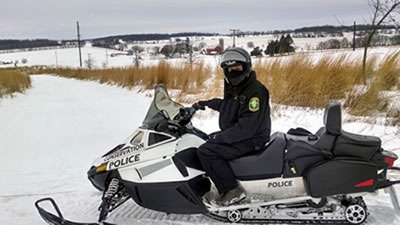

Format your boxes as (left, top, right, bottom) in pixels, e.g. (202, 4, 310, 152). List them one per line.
(132, 45, 145, 68)
(185, 37, 195, 68)
(84, 53, 95, 69)
(362, 0, 400, 84)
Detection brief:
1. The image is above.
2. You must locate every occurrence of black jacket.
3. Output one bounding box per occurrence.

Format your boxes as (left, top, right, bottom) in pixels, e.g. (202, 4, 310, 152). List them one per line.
(204, 71, 271, 148)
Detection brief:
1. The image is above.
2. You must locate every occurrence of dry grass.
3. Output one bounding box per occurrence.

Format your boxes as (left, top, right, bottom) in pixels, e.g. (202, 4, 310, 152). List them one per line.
(5, 50, 399, 125)
(0, 69, 31, 97)
(374, 50, 400, 90)
(29, 60, 212, 95)
(345, 50, 400, 119)
(345, 85, 385, 116)
(254, 53, 367, 108)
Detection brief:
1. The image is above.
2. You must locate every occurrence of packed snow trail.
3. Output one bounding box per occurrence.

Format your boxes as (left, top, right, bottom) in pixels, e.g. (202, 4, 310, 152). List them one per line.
(0, 75, 399, 225)
(0, 75, 218, 225)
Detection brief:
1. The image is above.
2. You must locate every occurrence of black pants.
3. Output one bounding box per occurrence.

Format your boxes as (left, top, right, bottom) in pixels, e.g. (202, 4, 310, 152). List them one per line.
(197, 141, 255, 194)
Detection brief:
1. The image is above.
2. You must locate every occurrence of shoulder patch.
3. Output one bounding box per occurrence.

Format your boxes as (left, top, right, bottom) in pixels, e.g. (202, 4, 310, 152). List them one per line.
(249, 97, 260, 112)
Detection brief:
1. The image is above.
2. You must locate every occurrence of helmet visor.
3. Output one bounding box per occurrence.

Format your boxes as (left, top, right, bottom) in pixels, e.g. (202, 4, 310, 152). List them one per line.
(221, 60, 242, 68)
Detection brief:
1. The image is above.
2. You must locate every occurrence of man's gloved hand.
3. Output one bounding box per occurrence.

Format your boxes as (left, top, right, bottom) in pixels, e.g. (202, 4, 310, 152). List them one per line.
(192, 101, 207, 110)
(207, 132, 221, 144)
(179, 107, 194, 123)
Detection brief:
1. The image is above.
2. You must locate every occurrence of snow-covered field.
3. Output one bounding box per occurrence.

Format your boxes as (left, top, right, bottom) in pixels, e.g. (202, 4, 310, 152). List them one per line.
(1, 34, 398, 69)
(0, 41, 399, 225)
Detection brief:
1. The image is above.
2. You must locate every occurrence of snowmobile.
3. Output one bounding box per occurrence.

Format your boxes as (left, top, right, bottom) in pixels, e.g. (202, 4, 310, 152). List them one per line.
(36, 83, 400, 225)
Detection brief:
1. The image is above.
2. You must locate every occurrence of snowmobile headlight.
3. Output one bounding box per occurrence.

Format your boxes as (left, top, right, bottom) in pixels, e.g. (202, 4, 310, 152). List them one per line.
(96, 163, 108, 172)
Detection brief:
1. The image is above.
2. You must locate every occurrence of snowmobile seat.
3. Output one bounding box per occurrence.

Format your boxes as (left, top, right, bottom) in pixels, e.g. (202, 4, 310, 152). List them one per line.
(289, 102, 342, 151)
(283, 103, 342, 177)
(333, 131, 382, 161)
(314, 102, 342, 149)
(229, 132, 287, 180)
(323, 102, 342, 136)
(320, 102, 381, 160)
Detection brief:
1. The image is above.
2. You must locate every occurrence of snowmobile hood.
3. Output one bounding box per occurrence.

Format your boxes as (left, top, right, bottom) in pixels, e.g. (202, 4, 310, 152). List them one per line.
(141, 84, 184, 129)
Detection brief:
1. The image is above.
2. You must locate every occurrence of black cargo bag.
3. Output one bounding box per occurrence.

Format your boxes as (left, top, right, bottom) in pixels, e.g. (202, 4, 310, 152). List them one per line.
(305, 158, 377, 198)
(283, 138, 327, 178)
(333, 131, 381, 160)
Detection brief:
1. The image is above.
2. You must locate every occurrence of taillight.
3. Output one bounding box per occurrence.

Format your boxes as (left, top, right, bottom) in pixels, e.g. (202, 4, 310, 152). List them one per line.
(385, 156, 396, 167)
(383, 150, 398, 168)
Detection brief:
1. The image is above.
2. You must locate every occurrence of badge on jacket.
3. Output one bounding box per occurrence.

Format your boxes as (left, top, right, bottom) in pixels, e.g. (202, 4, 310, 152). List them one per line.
(249, 97, 260, 112)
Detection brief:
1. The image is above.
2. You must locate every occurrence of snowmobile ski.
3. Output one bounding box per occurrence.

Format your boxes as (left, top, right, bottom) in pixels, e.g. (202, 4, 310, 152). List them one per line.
(35, 198, 116, 225)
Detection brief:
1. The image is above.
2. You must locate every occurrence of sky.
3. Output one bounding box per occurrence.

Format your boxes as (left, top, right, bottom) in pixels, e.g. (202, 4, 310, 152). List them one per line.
(0, 0, 373, 40)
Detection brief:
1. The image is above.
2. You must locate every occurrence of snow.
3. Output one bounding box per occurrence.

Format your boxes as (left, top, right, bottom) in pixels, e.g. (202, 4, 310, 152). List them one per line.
(1, 34, 399, 69)
(0, 43, 400, 225)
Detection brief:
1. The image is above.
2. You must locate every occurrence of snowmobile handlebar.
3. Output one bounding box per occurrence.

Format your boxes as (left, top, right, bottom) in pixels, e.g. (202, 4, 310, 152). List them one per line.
(161, 107, 197, 132)
(177, 106, 197, 125)
(161, 106, 203, 137)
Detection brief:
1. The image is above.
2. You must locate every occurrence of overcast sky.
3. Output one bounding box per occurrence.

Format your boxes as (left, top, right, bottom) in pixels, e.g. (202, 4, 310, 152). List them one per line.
(1, 0, 373, 40)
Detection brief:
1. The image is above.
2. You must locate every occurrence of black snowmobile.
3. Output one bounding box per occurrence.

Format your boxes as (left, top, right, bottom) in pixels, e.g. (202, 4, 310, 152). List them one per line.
(36, 84, 400, 225)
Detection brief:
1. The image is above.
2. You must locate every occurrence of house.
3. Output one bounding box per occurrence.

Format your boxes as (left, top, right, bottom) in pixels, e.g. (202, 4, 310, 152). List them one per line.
(201, 46, 223, 55)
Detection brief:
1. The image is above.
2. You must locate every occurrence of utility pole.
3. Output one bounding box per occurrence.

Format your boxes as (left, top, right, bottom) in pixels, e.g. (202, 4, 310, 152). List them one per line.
(77, 21, 82, 67)
(353, 21, 356, 51)
(55, 51, 58, 67)
(105, 50, 109, 68)
(230, 29, 239, 47)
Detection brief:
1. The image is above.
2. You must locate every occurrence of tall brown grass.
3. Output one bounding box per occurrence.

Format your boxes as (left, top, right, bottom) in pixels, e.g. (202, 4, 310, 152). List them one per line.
(12, 50, 399, 126)
(0, 69, 31, 97)
(254, 53, 372, 108)
(374, 50, 400, 90)
(345, 51, 400, 116)
(30, 60, 212, 94)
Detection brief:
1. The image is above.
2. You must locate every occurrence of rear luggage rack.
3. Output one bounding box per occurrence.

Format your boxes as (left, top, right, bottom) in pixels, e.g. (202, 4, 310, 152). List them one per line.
(387, 185, 400, 216)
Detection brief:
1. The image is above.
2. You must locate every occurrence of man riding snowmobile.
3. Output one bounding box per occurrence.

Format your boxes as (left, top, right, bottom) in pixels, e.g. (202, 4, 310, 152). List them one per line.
(195, 47, 271, 206)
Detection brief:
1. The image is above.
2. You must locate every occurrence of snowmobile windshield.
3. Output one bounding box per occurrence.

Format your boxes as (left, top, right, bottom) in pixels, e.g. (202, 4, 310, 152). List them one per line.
(141, 84, 184, 129)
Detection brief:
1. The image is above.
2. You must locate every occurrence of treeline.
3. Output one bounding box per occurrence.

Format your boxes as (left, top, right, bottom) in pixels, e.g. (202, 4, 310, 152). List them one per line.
(92, 32, 218, 42)
(92, 32, 219, 50)
(0, 39, 61, 51)
(317, 34, 400, 50)
(244, 24, 398, 36)
(292, 24, 397, 33)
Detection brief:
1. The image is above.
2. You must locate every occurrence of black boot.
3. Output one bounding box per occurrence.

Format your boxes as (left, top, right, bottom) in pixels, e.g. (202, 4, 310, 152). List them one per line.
(212, 185, 246, 206)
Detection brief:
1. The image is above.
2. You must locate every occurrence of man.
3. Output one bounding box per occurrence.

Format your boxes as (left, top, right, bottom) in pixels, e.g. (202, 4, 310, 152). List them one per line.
(195, 47, 271, 206)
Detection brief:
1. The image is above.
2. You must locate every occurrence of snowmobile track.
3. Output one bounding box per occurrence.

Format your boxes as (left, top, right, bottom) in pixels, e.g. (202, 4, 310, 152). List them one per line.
(207, 212, 353, 224)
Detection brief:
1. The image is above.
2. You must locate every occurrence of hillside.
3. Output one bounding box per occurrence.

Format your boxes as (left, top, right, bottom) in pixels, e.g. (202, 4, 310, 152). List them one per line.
(0, 24, 398, 51)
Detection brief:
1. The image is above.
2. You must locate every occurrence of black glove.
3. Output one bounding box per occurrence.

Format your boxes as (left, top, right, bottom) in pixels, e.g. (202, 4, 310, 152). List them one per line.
(192, 101, 207, 110)
(207, 132, 221, 144)
(179, 107, 195, 124)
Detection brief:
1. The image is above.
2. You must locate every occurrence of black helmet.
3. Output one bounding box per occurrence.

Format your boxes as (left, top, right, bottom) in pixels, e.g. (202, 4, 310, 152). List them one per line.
(220, 47, 252, 86)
